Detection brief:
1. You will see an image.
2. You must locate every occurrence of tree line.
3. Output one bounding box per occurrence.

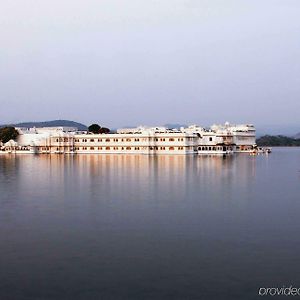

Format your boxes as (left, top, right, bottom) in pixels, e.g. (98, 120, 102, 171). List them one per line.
(88, 124, 110, 134)
(0, 123, 111, 145)
(256, 135, 300, 147)
(0, 127, 19, 144)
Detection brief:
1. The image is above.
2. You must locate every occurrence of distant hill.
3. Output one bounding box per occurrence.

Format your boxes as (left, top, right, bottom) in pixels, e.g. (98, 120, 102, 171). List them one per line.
(1, 120, 87, 131)
(164, 123, 187, 129)
(120, 124, 188, 129)
(294, 133, 300, 139)
(256, 135, 300, 147)
(256, 125, 300, 137)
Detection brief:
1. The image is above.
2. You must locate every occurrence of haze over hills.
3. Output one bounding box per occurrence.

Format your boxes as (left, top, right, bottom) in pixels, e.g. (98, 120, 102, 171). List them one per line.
(294, 133, 300, 139)
(0, 120, 87, 131)
(256, 135, 300, 147)
(256, 125, 300, 137)
(164, 123, 187, 129)
(120, 124, 188, 129)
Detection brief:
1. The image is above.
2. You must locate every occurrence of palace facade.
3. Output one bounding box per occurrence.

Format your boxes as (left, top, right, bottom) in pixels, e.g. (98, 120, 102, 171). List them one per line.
(1, 123, 256, 155)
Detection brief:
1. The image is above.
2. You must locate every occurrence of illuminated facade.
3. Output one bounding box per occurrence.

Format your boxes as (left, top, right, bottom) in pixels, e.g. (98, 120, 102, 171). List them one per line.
(0, 123, 256, 155)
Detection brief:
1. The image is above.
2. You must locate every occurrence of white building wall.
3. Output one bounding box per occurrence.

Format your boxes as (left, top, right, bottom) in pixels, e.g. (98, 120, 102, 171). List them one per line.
(72, 132, 197, 155)
(1, 124, 257, 154)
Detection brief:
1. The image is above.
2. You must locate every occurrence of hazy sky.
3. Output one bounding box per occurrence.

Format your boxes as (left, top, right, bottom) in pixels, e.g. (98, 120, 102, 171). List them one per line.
(1, 0, 300, 128)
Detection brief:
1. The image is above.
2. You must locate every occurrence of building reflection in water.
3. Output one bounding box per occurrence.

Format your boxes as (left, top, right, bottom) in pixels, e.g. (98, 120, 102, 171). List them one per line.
(0, 154, 256, 211)
(2, 150, 300, 300)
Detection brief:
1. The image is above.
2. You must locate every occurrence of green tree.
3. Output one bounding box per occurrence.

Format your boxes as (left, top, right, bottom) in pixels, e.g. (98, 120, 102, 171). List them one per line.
(99, 127, 110, 134)
(88, 124, 110, 134)
(256, 135, 300, 147)
(0, 127, 19, 144)
(88, 124, 101, 134)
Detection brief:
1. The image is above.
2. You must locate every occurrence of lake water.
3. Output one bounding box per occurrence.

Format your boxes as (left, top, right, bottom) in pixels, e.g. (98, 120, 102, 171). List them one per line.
(1, 148, 300, 300)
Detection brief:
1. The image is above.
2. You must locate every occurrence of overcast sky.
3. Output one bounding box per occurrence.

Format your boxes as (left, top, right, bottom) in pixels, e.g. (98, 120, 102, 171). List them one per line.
(1, 0, 300, 128)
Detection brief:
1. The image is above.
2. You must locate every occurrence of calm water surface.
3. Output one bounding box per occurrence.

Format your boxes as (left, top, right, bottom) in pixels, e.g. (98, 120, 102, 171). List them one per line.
(1, 148, 300, 300)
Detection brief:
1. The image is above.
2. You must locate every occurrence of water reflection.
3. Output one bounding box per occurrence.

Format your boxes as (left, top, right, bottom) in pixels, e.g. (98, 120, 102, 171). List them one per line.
(0, 155, 256, 205)
(0, 154, 258, 211)
(1, 151, 300, 300)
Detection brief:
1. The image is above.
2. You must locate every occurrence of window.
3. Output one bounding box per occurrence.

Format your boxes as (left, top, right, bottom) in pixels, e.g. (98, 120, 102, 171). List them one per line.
(90, 147, 94, 150)
(209, 137, 213, 141)
(169, 138, 175, 141)
(98, 147, 102, 150)
(105, 147, 110, 150)
(105, 138, 110, 142)
(126, 138, 131, 142)
(90, 139, 94, 142)
(126, 147, 131, 150)
(169, 147, 174, 150)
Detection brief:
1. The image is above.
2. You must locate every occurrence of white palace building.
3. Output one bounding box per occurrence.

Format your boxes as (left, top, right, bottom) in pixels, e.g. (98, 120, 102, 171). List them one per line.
(1, 123, 257, 155)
